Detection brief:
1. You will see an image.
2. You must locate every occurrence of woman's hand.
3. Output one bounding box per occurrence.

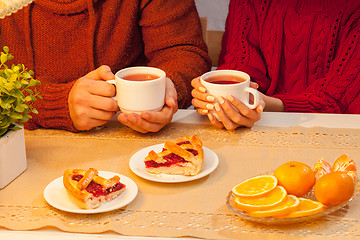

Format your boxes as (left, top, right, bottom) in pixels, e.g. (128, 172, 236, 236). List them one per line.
(68, 65, 119, 131)
(117, 77, 178, 133)
(191, 77, 265, 130)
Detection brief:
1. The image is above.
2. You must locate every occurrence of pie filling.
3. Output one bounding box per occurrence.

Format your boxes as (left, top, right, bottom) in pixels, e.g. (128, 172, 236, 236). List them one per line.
(145, 141, 199, 168)
(72, 175, 126, 197)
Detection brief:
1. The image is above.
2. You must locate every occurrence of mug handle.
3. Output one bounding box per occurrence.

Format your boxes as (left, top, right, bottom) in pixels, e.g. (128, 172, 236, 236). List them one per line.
(244, 87, 260, 109)
(106, 80, 117, 100)
(106, 79, 116, 85)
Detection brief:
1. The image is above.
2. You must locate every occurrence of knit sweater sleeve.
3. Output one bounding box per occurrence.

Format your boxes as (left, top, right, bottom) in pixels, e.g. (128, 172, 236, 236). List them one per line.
(139, 0, 211, 108)
(275, 14, 360, 113)
(217, 0, 271, 93)
(24, 79, 78, 132)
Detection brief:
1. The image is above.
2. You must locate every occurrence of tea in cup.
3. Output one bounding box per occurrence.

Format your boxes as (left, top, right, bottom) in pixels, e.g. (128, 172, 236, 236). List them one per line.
(108, 66, 166, 114)
(200, 70, 260, 118)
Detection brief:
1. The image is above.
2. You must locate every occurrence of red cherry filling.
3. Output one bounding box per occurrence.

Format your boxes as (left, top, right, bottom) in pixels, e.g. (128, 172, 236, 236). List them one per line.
(72, 175, 125, 197)
(145, 141, 198, 168)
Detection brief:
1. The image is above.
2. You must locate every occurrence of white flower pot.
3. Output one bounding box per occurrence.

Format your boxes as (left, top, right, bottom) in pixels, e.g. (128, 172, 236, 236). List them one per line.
(0, 128, 27, 189)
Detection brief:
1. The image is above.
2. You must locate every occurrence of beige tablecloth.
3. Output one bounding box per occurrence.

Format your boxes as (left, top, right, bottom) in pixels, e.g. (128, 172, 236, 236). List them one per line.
(0, 121, 359, 240)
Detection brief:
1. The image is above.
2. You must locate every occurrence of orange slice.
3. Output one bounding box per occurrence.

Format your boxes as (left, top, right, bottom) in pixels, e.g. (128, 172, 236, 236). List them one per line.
(283, 197, 325, 218)
(234, 186, 287, 212)
(248, 195, 300, 218)
(231, 175, 278, 197)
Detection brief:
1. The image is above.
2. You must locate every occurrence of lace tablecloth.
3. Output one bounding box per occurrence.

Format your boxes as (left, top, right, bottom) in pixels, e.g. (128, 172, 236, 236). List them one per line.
(0, 121, 359, 240)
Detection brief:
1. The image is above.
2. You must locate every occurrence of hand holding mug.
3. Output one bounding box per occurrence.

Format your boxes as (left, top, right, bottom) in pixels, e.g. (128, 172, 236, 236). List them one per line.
(108, 66, 177, 133)
(191, 70, 265, 130)
(117, 77, 178, 133)
(68, 65, 119, 131)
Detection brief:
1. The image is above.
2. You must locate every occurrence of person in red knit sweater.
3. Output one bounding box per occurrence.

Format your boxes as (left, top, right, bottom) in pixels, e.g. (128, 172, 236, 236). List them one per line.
(0, 0, 211, 133)
(192, 0, 360, 130)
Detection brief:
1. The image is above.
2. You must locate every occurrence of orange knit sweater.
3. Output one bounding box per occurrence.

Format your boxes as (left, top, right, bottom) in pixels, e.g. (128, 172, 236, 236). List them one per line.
(0, 0, 211, 131)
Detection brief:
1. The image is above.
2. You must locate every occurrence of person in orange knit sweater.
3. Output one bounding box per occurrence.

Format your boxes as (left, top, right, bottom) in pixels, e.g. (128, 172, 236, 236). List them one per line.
(0, 0, 211, 133)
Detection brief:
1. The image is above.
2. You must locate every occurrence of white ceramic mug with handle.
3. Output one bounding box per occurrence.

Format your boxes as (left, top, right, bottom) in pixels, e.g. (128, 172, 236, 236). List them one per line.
(200, 70, 260, 119)
(107, 66, 166, 114)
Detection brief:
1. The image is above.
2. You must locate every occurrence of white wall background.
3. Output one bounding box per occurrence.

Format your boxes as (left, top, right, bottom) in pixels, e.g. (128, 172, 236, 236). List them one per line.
(194, 0, 230, 31)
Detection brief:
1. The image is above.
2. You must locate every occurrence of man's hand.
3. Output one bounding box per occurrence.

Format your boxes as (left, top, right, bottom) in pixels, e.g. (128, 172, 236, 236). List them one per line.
(68, 65, 119, 130)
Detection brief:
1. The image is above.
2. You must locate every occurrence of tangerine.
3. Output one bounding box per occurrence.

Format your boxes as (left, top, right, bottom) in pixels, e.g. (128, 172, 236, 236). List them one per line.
(314, 171, 354, 206)
(332, 154, 357, 172)
(332, 154, 358, 181)
(312, 158, 331, 179)
(274, 161, 315, 197)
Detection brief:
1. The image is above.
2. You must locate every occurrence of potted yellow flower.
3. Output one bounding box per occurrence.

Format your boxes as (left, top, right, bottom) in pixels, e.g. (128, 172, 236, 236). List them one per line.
(0, 46, 41, 189)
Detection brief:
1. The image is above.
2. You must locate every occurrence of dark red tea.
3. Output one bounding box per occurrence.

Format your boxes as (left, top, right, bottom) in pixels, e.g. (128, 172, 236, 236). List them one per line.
(205, 75, 246, 84)
(122, 74, 160, 81)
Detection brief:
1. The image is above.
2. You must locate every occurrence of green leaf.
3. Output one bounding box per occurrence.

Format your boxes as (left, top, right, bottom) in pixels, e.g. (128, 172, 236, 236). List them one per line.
(10, 112, 23, 119)
(4, 83, 13, 92)
(32, 109, 38, 114)
(19, 114, 29, 122)
(10, 126, 22, 131)
(14, 105, 25, 113)
(0, 128, 7, 137)
(24, 88, 34, 94)
(29, 79, 37, 87)
(12, 65, 20, 73)
(0, 53, 7, 64)
(3, 46, 9, 53)
(24, 96, 32, 102)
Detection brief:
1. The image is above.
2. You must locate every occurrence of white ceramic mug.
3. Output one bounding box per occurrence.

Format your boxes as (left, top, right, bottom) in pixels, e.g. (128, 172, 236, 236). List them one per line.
(107, 66, 166, 114)
(200, 70, 260, 119)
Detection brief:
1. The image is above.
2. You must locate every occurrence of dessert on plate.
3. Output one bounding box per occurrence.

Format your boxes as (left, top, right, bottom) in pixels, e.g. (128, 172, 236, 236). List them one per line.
(144, 135, 204, 176)
(63, 168, 126, 209)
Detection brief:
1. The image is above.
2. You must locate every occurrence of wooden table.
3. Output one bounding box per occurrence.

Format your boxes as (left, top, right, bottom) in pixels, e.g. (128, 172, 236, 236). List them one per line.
(1, 110, 360, 240)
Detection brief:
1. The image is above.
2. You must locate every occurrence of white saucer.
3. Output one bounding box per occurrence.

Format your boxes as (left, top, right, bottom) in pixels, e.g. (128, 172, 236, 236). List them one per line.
(129, 144, 219, 183)
(43, 171, 138, 214)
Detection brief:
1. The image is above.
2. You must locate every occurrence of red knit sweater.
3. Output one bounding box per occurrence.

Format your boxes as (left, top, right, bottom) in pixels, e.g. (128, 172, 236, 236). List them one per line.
(218, 0, 360, 113)
(0, 0, 211, 131)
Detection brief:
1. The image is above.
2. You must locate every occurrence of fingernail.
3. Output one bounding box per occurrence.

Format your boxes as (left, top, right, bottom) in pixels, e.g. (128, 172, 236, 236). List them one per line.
(258, 105, 264, 113)
(206, 104, 214, 110)
(217, 96, 225, 104)
(207, 114, 213, 121)
(202, 109, 209, 114)
(226, 95, 235, 102)
(169, 96, 176, 106)
(206, 95, 215, 102)
(214, 103, 221, 111)
(199, 87, 206, 93)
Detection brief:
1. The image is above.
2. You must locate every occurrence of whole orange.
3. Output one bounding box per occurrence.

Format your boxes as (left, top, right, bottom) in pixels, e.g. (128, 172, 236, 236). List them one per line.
(274, 161, 316, 197)
(314, 171, 354, 206)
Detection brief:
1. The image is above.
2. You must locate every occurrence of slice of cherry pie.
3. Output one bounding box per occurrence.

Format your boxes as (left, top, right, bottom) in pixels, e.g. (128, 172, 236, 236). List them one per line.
(63, 168, 126, 209)
(144, 135, 204, 176)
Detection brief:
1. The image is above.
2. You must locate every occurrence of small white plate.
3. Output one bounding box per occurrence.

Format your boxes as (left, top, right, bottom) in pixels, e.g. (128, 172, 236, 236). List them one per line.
(129, 144, 219, 183)
(43, 171, 138, 214)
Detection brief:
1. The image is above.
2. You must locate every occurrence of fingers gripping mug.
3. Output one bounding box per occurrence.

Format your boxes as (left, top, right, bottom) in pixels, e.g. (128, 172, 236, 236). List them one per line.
(200, 70, 260, 119)
(107, 67, 166, 114)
